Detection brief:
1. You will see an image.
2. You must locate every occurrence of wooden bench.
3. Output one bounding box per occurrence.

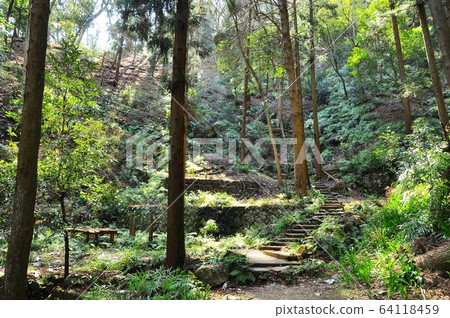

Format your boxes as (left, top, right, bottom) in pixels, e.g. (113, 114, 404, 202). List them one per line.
(68, 227, 118, 244)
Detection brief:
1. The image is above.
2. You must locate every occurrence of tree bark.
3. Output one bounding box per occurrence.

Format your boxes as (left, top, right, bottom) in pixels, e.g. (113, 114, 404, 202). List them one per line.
(415, 242, 450, 272)
(241, 8, 251, 163)
(390, 0, 413, 134)
(2, 0, 50, 300)
(113, 11, 130, 87)
(428, 0, 450, 89)
(113, 35, 124, 87)
(166, 0, 189, 269)
(279, 0, 309, 196)
(309, 0, 323, 177)
(444, 0, 450, 26)
(277, 78, 286, 138)
(4, 0, 15, 44)
(59, 192, 69, 278)
(417, 0, 449, 142)
(148, 211, 154, 242)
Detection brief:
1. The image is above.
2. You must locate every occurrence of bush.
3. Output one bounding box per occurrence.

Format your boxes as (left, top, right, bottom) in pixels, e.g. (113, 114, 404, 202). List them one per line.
(340, 129, 400, 193)
(223, 253, 255, 284)
(311, 216, 347, 257)
(83, 268, 210, 300)
(200, 219, 220, 237)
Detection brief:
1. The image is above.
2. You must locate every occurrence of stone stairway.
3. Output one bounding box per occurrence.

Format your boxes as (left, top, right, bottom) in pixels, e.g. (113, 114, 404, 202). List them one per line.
(243, 182, 344, 271)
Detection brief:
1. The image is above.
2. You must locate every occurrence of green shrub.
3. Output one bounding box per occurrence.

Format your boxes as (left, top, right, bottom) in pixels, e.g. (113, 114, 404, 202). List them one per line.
(186, 191, 237, 207)
(83, 268, 210, 300)
(223, 253, 255, 284)
(311, 216, 347, 257)
(200, 219, 220, 237)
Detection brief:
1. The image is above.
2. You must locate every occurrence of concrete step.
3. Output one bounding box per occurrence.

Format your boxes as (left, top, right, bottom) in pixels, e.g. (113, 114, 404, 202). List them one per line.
(261, 245, 284, 251)
(263, 250, 298, 261)
(289, 224, 320, 229)
(250, 265, 295, 273)
(232, 249, 300, 267)
(274, 237, 306, 242)
(283, 232, 309, 239)
(265, 241, 288, 246)
(316, 211, 344, 215)
(319, 208, 343, 212)
(286, 228, 314, 233)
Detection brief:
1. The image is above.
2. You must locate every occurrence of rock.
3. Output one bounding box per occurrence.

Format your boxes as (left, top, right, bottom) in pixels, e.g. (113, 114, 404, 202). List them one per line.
(194, 263, 229, 287)
(325, 279, 335, 285)
(48, 286, 79, 300)
(64, 274, 92, 287)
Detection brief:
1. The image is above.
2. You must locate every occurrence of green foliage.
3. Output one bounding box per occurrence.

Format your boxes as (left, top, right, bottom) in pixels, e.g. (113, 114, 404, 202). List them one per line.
(105, 170, 167, 226)
(337, 123, 450, 297)
(318, 101, 383, 156)
(39, 39, 121, 226)
(288, 258, 325, 276)
(186, 190, 238, 207)
(0, 144, 16, 210)
(346, 0, 426, 96)
(340, 129, 400, 193)
(200, 219, 220, 237)
(341, 242, 422, 298)
(223, 253, 255, 285)
(311, 216, 347, 257)
(83, 268, 210, 300)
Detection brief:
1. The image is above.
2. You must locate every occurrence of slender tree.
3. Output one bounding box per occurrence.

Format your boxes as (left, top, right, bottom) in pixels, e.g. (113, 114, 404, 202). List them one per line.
(417, 0, 449, 142)
(113, 0, 131, 87)
(231, 4, 284, 187)
(277, 77, 286, 138)
(278, 0, 309, 195)
(309, 0, 323, 177)
(3, 0, 15, 44)
(166, 0, 189, 269)
(2, 0, 50, 300)
(240, 7, 251, 163)
(444, 0, 450, 25)
(428, 0, 450, 89)
(389, 0, 413, 134)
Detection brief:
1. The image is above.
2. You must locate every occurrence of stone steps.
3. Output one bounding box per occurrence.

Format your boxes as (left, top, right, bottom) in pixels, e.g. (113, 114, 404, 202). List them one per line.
(261, 245, 284, 251)
(257, 183, 344, 270)
(262, 250, 298, 261)
(232, 249, 300, 268)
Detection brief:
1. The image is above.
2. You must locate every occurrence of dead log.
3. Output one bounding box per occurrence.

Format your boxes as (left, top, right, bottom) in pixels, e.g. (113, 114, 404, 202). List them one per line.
(414, 242, 450, 272)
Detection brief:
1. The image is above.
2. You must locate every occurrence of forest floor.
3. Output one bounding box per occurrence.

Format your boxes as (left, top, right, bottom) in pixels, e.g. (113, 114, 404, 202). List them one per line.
(210, 275, 369, 300)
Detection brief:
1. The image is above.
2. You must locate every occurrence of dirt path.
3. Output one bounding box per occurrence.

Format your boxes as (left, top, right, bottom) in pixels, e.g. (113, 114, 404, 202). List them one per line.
(211, 276, 369, 300)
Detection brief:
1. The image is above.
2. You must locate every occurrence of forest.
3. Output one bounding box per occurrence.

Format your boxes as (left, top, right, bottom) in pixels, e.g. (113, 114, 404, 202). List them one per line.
(0, 0, 449, 301)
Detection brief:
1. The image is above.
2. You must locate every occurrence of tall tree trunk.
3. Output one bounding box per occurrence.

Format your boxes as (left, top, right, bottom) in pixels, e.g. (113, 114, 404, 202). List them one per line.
(166, 0, 189, 269)
(443, 0, 450, 25)
(330, 54, 349, 100)
(5, 0, 15, 22)
(277, 78, 286, 138)
(4, 0, 15, 44)
(309, 0, 323, 177)
(2, 0, 50, 300)
(241, 8, 251, 163)
(390, 0, 413, 134)
(280, 0, 308, 196)
(417, 0, 449, 142)
(113, 35, 124, 87)
(232, 11, 284, 187)
(59, 192, 69, 278)
(428, 0, 450, 89)
(113, 11, 129, 87)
